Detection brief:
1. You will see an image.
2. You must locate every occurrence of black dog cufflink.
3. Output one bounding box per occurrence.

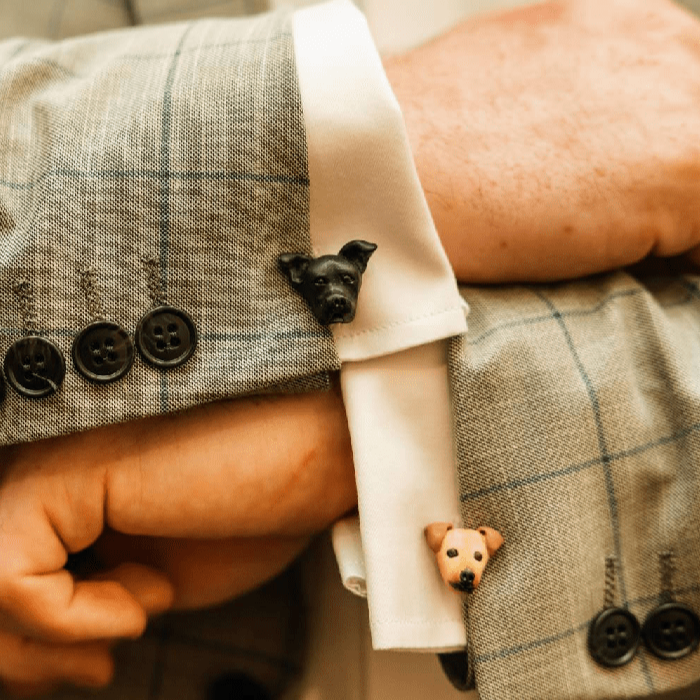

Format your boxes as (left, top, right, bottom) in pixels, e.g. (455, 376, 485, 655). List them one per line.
(278, 240, 377, 326)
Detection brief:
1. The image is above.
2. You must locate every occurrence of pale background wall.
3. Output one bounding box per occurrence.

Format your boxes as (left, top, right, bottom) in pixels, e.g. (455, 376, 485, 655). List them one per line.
(4, 0, 700, 50)
(272, 0, 700, 53)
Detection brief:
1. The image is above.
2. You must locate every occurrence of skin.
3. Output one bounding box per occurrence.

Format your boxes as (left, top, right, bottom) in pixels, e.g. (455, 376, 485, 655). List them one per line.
(0, 383, 355, 693)
(3, 0, 700, 693)
(384, 0, 700, 282)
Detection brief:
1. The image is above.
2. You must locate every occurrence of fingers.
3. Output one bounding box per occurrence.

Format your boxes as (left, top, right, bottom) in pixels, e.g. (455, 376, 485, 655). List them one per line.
(0, 563, 171, 696)
(0, 484, 158, 642)
(0, 561, 176, 643)
(0, 486, 156, 641)
(0, 383, 353, 645)
(1, 570, 147, 642)
(93, 529, 309, 610)
(89, 562, 175, 617)
(0, 630, 113, 693)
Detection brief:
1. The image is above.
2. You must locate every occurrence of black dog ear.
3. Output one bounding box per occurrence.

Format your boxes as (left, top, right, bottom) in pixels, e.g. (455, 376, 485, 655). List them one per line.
(278, 253, 312, 286)
(338, 240, 377, 274)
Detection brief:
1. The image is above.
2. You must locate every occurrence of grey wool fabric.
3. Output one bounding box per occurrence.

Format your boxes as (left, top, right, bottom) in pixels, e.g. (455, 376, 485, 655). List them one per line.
(449, 264, 700, 700)
(0, 9, 339, 447)
(0, 8, 326, 698)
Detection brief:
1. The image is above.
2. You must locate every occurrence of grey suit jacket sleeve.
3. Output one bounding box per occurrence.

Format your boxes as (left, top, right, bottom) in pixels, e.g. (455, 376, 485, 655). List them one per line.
(0, 9, 339, 446)
(447, 262, 700, 700)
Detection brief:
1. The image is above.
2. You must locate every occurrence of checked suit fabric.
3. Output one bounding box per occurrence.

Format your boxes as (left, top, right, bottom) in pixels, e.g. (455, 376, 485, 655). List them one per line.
(449, 263, 700, 700)
(0, 7, 339, 447)
(0, 5, 327, 698)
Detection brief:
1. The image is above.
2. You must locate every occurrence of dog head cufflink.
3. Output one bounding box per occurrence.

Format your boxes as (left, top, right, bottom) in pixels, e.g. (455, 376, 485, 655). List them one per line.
(278, 240, 377, 326)
(425, 523, 503, 593)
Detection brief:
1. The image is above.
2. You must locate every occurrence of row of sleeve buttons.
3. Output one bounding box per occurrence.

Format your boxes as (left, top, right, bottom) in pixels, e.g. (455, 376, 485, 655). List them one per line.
(73, 321, 134, 384)
(588, 602, 700, 666)
(0, 306, 197, 400)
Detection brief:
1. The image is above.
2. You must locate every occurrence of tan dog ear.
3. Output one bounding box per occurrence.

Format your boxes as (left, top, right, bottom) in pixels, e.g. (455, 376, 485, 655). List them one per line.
(478, 527, 504, 556)
(424, 522, 453, 553)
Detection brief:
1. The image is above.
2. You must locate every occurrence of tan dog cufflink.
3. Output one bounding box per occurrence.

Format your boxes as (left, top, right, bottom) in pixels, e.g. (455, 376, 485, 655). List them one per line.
(425, 522, 503, 593)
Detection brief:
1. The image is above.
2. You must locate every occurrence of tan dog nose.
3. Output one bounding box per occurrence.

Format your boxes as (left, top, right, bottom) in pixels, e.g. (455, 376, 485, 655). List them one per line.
(425, 522, 503, 593)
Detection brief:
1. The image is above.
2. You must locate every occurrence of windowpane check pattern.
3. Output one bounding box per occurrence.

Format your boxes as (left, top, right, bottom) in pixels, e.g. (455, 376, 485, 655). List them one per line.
(449, 266, 700, 700)
(0, 9, 338, 447)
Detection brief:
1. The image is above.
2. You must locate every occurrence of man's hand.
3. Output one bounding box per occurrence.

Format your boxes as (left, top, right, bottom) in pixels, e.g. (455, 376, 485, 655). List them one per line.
(0, 383, 355, 693)
(385, 0, 700, 283)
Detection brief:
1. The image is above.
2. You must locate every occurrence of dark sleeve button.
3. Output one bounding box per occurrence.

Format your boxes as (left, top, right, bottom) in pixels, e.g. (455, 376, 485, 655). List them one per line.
(3, 336, 65, 399)
(437, 651, 470, 691)
(72, 321, 134, 384)
(643, 602, 700, 660)
(588, 607, 641, 667)
(207, 673, 271, 700)
(135, 306, 197, 369)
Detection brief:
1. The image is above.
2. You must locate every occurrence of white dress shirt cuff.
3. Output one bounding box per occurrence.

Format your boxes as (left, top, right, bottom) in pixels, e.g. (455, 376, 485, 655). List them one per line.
(293, 0, 467, 651)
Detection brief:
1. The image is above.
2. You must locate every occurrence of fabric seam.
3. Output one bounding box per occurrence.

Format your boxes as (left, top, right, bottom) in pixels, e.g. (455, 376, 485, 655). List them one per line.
(335, 304, 465, 340)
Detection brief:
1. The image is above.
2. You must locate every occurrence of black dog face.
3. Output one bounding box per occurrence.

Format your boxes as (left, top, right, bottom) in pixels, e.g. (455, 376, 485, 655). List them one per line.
(278, 240, 377, 326)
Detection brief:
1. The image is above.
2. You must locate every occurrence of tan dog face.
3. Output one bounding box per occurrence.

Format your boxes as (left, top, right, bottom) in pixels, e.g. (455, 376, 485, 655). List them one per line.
(425, 523, 504, 594)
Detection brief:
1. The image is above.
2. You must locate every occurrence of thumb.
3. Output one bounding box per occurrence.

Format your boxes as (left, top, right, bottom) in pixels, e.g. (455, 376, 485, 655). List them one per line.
(88, 562, 175, 617)
(0, 472, 171, 642)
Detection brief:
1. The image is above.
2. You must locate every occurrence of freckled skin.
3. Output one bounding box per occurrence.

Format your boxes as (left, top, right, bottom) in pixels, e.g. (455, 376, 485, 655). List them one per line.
(385, 0, 700, 283)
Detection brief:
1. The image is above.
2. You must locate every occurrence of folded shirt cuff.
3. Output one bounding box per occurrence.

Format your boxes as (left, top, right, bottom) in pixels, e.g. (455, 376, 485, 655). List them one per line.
(331, 514, 367, 598)
(292, 0, 467, 361)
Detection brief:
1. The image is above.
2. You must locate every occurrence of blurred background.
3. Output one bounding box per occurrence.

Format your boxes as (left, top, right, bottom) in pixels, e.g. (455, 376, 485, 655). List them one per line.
(1, 0, 700, 52)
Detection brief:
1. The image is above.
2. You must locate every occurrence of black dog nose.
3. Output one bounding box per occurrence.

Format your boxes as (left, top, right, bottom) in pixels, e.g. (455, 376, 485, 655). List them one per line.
(331, 296, 350, 312)
(460, 570, 475, 584)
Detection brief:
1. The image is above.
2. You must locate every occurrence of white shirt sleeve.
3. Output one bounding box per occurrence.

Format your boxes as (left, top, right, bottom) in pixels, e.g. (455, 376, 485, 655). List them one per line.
(292, 0, 468, 651)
